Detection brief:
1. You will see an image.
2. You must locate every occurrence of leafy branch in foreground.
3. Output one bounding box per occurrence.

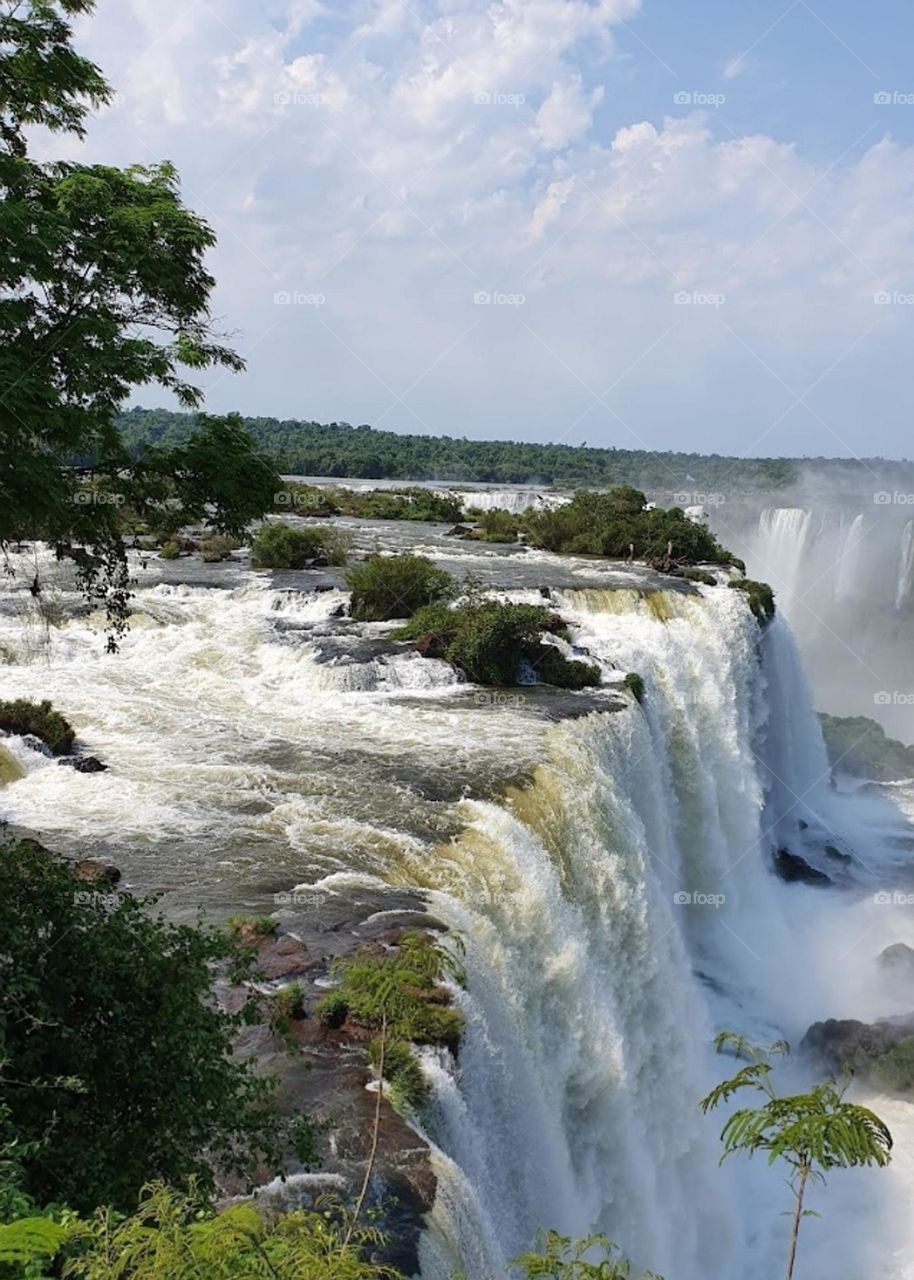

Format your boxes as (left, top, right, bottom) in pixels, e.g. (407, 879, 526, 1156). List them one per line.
(512, 1230, 662, 1280)
(1, 1, 278, 644)
(701, 1031, 892, 1280)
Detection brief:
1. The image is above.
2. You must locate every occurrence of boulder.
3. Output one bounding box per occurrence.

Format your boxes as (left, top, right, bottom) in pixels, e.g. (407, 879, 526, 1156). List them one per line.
(73, 859, 122, 886)
(60, 755, 108, 773)
(257, 934, 316, 980)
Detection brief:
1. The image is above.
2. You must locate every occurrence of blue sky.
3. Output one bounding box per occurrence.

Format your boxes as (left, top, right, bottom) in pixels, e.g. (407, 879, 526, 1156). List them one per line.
(68, 0, 914, 458)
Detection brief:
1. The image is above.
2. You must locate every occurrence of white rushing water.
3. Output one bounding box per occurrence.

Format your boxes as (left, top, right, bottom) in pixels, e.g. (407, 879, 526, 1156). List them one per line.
(3, 550, 914, 1278)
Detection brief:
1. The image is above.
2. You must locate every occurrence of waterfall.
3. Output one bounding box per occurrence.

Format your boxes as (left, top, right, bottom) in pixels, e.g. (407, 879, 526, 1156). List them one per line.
(415, 585, 848, 1280)
(834, 513, 866, 602)
(897, 521, 914, 610)
(4, 556, 914, 1278)
(755, 508, 815, 605)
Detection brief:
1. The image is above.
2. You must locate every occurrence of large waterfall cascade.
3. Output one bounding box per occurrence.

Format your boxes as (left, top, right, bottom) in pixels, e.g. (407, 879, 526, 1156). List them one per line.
(2, 552, 914, 1279)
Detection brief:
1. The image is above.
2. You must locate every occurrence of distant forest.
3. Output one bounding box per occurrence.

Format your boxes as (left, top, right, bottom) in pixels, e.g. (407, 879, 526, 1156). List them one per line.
(117, 408, 912, 492)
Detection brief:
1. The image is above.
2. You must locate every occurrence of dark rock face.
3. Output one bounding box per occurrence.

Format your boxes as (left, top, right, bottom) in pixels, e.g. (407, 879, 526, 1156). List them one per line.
(774, 848, 831, 886)
(60, 755, 108, 773)
(801, 1015, 914, 1077)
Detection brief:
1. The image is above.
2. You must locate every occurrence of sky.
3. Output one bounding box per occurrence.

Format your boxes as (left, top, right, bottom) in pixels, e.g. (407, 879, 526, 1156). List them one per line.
(59, 0, 914, 458)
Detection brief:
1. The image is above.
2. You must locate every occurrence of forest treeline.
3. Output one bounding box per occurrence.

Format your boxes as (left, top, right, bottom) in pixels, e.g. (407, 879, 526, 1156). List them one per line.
(117, 408, 914, 491)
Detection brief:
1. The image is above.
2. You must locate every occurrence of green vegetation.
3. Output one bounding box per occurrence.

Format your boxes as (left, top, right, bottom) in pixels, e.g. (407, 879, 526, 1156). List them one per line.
(0, 699, 75, 755)
(200, 534, 241, 562)
(250, 522, 350, 570)
(346, 554, 454, 621)
(158, 539, 181, 560)
(0, 1, 278, 643)
(318, 932, 464, 1051)
(819, 713, 914, 781)
(871, 1037, 914, 1094)
(729, 578, 776, 622)
(1, 1182, 394, 1280)
(395, 600, 600, 688)
(227, 915, 278, 946)
(0, 839, 284, 1213)
(513, 1231, 662, 1280)
(701, 1031, 892, 1280)
(524, 489, 734, 565)
(464, 508, 522, 543)
(117, 407, 867, 492)
(276, 483, 463, 523)
(623, 673, 645, 704)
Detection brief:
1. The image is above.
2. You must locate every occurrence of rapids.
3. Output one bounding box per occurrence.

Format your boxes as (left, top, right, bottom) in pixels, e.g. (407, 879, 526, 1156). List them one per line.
(3, 535, 914, 1278)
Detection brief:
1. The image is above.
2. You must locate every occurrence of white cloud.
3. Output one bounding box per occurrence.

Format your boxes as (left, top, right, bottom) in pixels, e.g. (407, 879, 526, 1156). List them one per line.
(58, 0, 914, 455)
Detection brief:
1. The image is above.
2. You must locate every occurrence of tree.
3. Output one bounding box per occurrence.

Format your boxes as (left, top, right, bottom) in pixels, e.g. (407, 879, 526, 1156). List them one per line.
(700, 1031, 892, 1280)
(0, 839, 284, 1213)
(0, 0, 278, 642)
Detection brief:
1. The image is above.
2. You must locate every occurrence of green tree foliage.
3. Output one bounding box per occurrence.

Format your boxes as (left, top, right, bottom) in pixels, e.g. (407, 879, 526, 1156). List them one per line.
(0, 839, 284, 1214)
(0, 2, 278, 642)
(524, 491, 734, 565)
(250, 522, 351, 570)
(346, 555, 454, 622)
(701, 1031, 892, 1280)
(1, 1182, 396, 1280)
(395, 600, 600, 688)
(116, 408, 835, 491)
(512, 1230, 662, 1280)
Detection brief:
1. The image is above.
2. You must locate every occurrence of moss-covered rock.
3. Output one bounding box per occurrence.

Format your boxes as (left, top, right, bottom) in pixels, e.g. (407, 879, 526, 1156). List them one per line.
(0, 699, 75, 755)
(729, 578, 776, 623)
(623, 672, 645, 703)
(397, 599, 600, 689)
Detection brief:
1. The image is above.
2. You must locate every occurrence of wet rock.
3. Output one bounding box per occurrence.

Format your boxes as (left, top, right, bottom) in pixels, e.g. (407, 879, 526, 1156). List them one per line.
(73, 859, 122, 886)
(801, 1015, 914, 1089)
(257, 934, 316, 980)
(329, 603, 347, 618)
(774, 848, 831, 886)
(59, 755, 108, 773)
(824, 843, 851, 864)
(444, 524, 473, 538)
